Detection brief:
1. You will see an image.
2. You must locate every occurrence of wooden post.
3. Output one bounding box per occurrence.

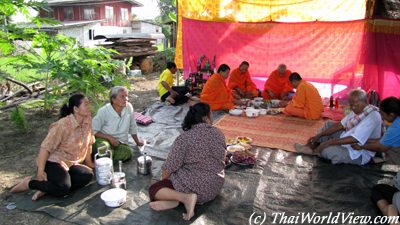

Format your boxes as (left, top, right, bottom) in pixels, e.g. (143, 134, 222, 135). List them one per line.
(176, 70, 180, 86)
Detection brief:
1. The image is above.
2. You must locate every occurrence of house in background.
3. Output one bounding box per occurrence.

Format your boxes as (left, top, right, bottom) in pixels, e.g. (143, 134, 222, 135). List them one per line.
(131, 20, 162, 34)
(131, 20, 163, 44)
(40, 0, 143, 46)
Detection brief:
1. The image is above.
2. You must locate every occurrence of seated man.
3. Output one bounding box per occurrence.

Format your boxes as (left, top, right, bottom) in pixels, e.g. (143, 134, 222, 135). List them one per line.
(357, 97, 400, 219)
(295, 89, 382, 165)
(158, 62, 189, 105)
(92, 86, 143, 162)
(200, 64, 240, 110)
(228, 61, 258, 99)
(262, 64, 293, 100)
(283, 73, 323, 120)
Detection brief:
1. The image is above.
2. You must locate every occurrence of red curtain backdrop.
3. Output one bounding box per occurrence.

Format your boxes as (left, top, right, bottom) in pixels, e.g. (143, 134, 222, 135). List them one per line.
(182, 18, 400, 98)
(361, 31, 400, 98)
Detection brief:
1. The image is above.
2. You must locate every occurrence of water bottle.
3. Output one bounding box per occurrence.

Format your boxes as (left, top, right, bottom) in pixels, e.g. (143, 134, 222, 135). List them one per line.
(335, 97, 340, 109)
(329, 96, 334, 109)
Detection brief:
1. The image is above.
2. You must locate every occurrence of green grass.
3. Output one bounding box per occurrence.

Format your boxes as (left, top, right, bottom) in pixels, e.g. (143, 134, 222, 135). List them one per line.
(0, 56, 46, 83)
(19, 99, 44, 109)
(10, 106, 29, 133)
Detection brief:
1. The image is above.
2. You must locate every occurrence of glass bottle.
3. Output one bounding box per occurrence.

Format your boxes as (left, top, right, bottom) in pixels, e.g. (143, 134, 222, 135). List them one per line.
(329, 96, 334, 109)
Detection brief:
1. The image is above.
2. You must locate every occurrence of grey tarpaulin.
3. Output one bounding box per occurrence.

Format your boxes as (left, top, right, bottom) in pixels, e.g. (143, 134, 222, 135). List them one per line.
(9, 148, 400, 225)
(134, 101, 225, 159)
(8, 101, 400, 225)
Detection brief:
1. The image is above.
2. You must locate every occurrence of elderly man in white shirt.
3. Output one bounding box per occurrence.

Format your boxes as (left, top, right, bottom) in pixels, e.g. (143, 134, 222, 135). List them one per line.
(92, 86, 143, 162)
(295, 89, 382, 165)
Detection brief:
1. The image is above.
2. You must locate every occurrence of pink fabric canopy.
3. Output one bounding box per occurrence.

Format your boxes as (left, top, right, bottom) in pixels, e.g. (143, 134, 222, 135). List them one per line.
(182, 18, 400, 98)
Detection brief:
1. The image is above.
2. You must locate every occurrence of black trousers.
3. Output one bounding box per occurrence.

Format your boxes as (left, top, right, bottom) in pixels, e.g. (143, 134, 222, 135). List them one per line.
(371, 183, 399, 204)
(161, 86, 189, 106)
(29, 161, 93, 197)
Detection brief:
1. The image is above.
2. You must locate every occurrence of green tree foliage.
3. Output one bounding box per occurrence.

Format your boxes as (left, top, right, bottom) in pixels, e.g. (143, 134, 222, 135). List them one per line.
(0, 0, 127, 111)
(10, 106, 29, 133)
(0, 0, 43, 25)
(169, 0, 177, 22)
(157, 0, 176, 19)
(155, 0, 177, 47)
(0, 0, 52, 53)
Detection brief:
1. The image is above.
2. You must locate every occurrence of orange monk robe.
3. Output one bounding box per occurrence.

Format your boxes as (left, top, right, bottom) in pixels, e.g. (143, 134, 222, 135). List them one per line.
(283, 80, 323, 120)
(200, 73, 234, 110)
(228, 68, 258, 97)
(262, 69, 293, 100)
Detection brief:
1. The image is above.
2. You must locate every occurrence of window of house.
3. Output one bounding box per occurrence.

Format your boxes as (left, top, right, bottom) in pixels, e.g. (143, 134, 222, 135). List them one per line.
(121, 8, 129, 21)
(132, 21, 140, 31)
(63, 7, 74, 20)
(83, 7, 95, 20)
(89, 29, 95, 40)
(42, 10, 54, 18)
(105, 6, 114, 20)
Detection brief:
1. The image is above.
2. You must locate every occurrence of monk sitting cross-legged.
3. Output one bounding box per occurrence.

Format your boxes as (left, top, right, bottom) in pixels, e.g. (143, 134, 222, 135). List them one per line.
(228, 61, 258, 99)
(200, 64, 241, 111)
(283, 72, 323, 120)
(262, 64, 293, 100)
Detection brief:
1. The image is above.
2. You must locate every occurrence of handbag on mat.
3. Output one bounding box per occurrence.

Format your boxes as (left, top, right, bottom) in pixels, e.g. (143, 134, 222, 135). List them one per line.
(134, 112, 153, 125)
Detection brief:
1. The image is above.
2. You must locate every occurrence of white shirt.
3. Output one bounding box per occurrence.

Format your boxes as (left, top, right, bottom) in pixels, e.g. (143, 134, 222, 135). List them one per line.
(340, 110, 382, 165)
(92, 103, 138, 144)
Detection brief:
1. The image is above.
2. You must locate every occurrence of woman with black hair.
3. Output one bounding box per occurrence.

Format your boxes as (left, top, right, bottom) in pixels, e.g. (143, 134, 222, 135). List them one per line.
(351, 97, 400, 219)
(11, 94, 95, 201)
(148, 102, 226, 221)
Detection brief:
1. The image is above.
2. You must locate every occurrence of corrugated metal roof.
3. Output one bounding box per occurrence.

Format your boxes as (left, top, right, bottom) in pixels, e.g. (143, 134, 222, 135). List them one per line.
(132, 20, 161, 27)
(95, 33, 165, 40)
(25, 20, 103, 29)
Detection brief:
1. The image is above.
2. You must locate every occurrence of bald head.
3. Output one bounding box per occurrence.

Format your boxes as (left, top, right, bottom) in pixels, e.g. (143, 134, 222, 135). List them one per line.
(239, 61, 249, 73)
(278, 64, 287, 75)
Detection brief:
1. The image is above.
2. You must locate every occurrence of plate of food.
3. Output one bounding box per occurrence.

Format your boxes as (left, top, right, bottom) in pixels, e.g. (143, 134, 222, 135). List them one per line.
(241, 98, 250, 104)
(229, 109, 243, 116)
(231, 151, 257, 166)
(236, 136, 253, 144)
(253, 101, 263, 108)
(227, 145, 245, 153)
(260, 100, 271, 109)
(270, 99, 281, 108)
(266, 108, 281, 115)
(254, 97, 263, 102)
(238, 142, 252, 150)
(225, 137, 237, 146)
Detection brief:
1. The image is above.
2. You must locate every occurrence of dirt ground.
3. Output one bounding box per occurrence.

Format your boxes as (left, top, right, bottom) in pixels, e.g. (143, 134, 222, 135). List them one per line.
(0, 72, 160, 225)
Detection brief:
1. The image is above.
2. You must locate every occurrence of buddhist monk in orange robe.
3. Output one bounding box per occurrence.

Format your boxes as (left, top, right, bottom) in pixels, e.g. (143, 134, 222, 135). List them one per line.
(201, 64, 240, 110)
(262, 64, 293, 100)
(228, 61, 258, 99)
(283, 72, 323, 120)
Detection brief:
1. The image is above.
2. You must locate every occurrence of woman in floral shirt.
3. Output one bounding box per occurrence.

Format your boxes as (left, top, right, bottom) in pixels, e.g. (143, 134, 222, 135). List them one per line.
(149, 102, 226, 221)
(11, 93, 95, 200)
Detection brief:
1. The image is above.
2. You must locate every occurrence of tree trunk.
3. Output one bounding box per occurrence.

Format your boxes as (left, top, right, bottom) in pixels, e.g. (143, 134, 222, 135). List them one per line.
(0, 73, 33, 94)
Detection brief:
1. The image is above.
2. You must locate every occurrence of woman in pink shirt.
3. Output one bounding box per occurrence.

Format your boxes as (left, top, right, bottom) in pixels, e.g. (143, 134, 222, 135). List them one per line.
(11, 93, 95, 200)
